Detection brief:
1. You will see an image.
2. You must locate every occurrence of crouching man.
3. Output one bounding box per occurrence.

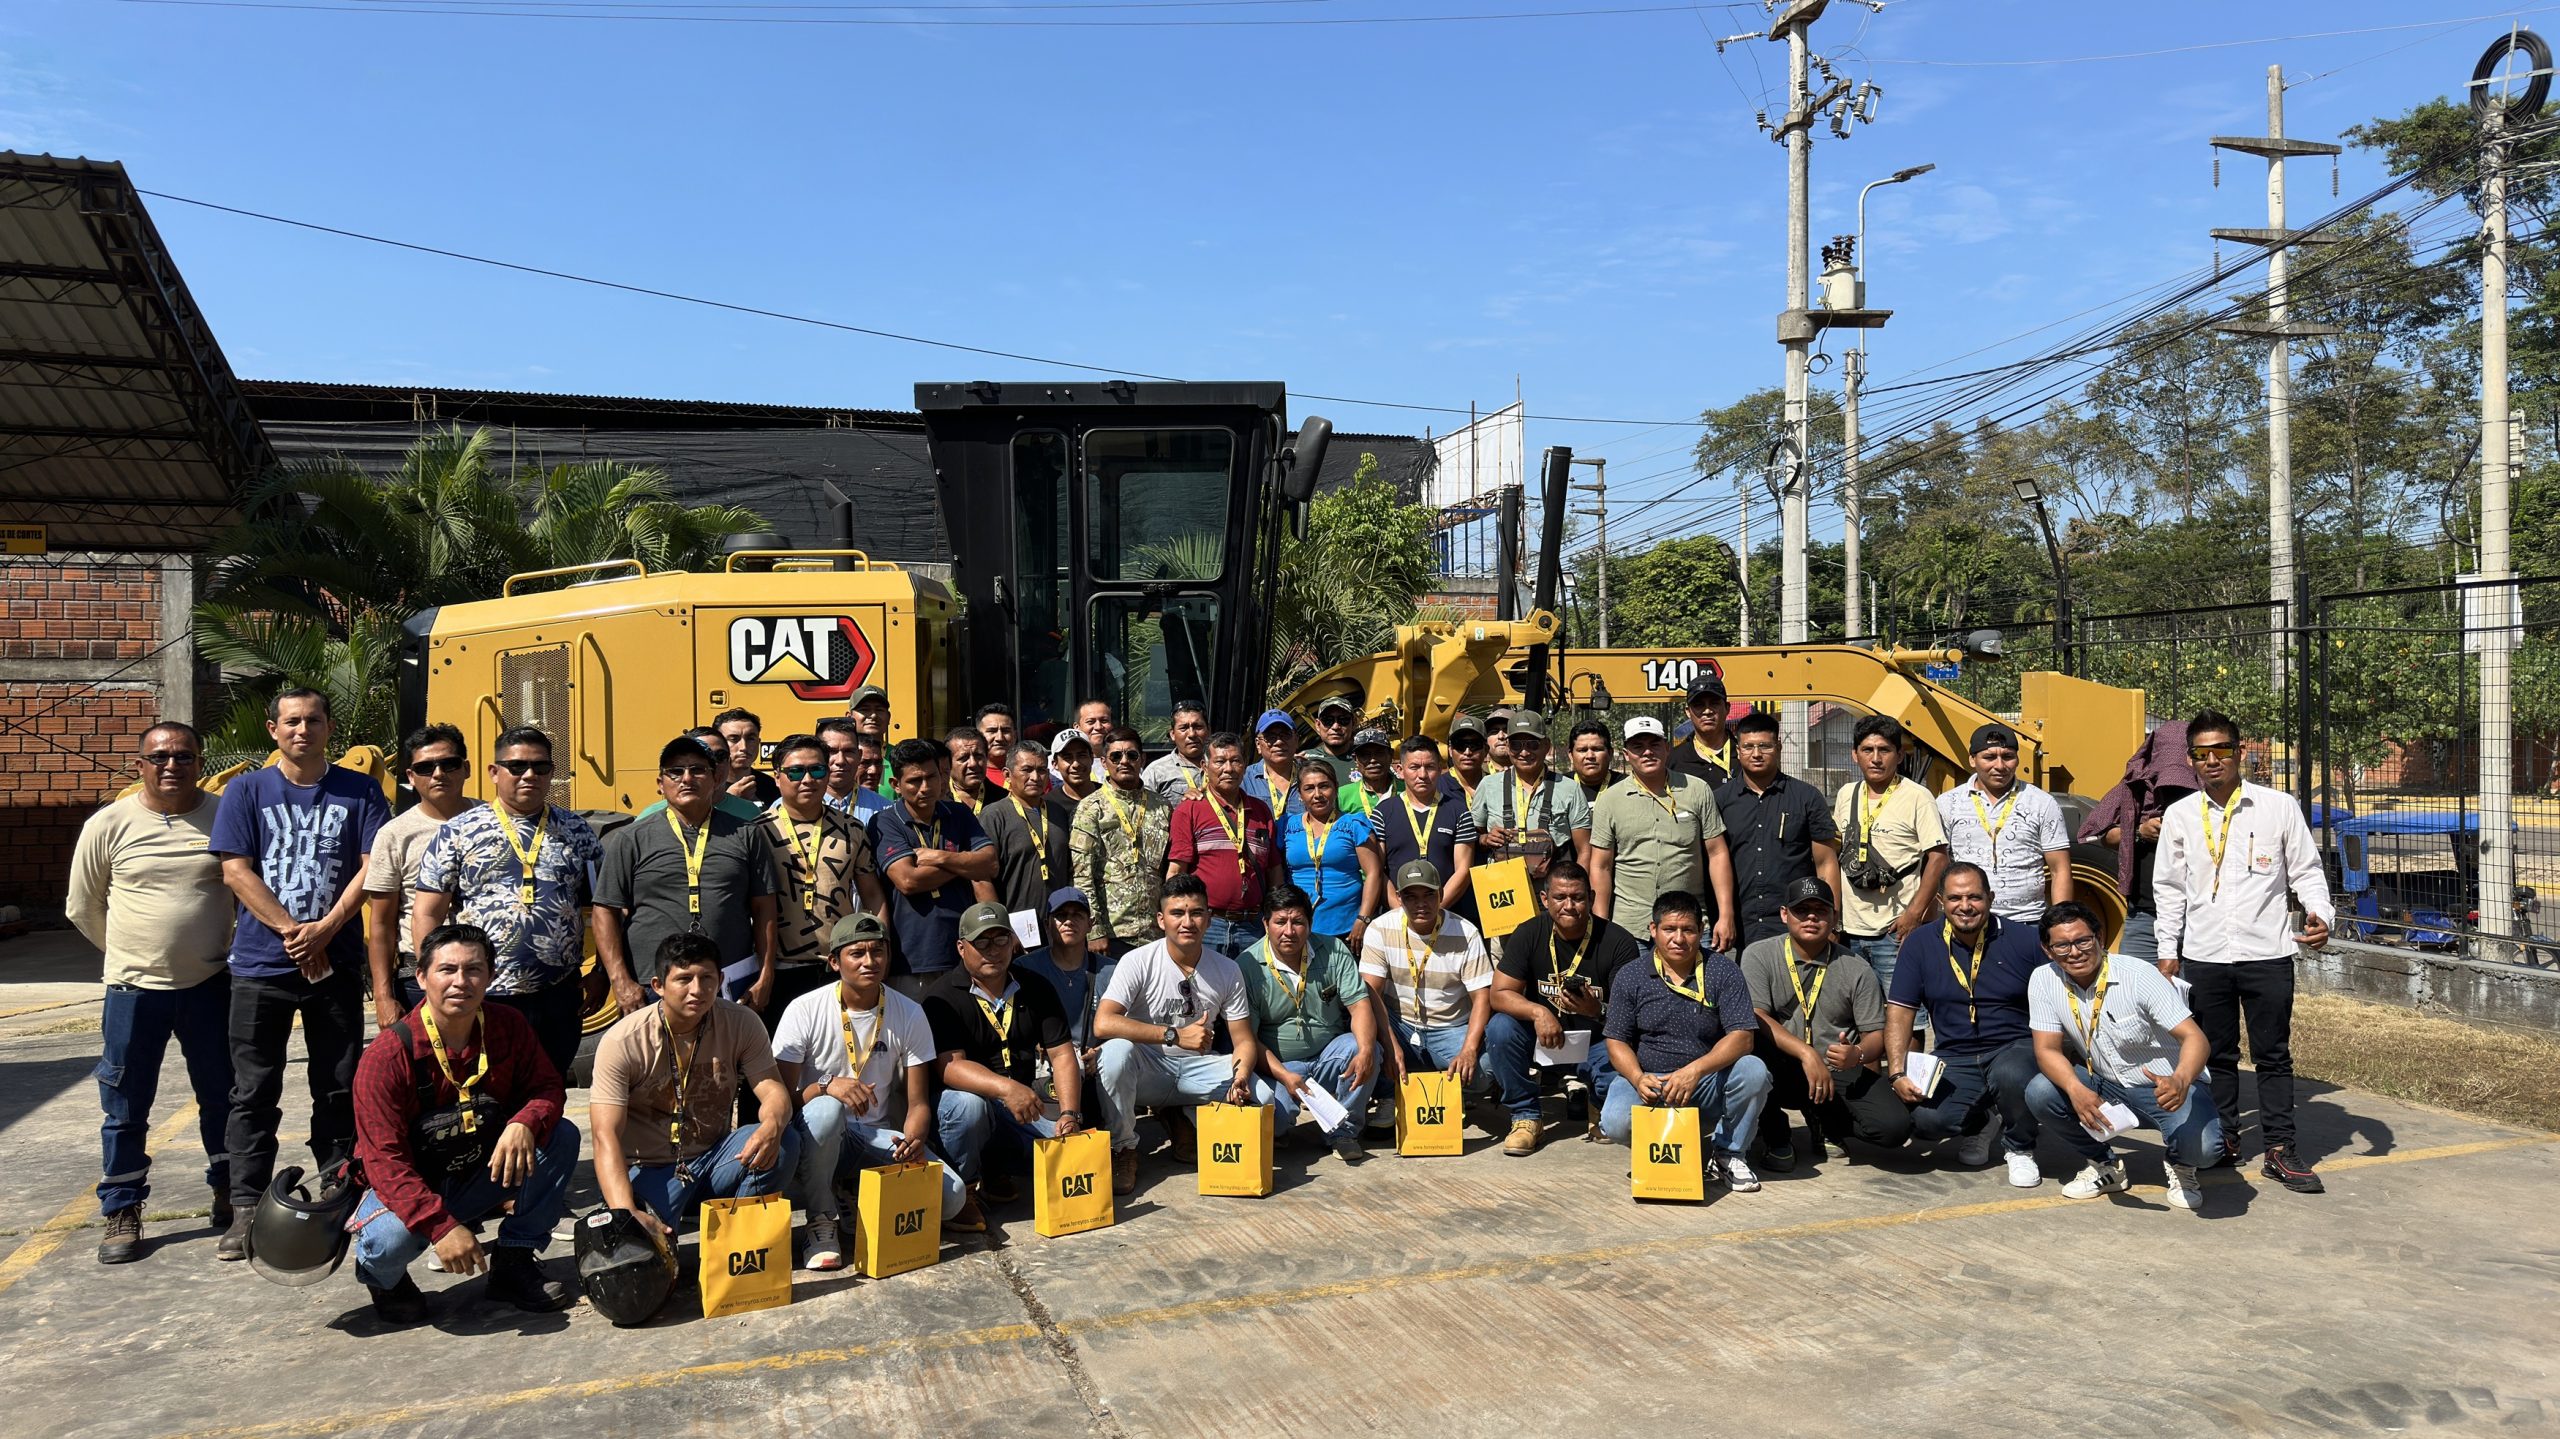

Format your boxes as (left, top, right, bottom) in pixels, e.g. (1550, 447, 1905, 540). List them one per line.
(926, 904, 1088, 1215)
(589, 933, 801, 1237)
(1598, 891, 1772, 1192)
(349, 923, 579, 1324)
(2025, 902, 2222, 1211)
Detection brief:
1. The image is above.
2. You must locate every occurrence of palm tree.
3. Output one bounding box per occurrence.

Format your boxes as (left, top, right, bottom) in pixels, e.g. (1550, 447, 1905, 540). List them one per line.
(195, 426, 770, 759)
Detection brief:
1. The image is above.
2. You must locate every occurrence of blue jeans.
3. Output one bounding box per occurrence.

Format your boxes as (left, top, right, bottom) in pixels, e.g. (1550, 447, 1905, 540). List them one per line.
(1095, 1040, 1248, 1152)
(96, 975, 233, 1215)
(1843, 932, 1914, 1027)
(626, 1122, 804, 1232)
(350, 1118, 581, 1287)
(2026, 1068, 2224, 1167)
(793, 1096, 966, 1219)
(2115, 910, 2158, 963)
(1598, 1053, 1772, 1159)
(1905, 1037, 2041, 1153)
(1481, 1011, 1615, 1122)
(1205, 915, 1265, 959)
(934, 1089, 1058, 1188)
(1264, 1032, 1385, 1147)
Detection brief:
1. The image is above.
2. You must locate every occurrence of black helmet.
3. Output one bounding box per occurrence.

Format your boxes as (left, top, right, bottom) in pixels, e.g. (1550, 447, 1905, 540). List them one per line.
(247, 1162, 360, 1289)
(574, 1208, 676, 1327)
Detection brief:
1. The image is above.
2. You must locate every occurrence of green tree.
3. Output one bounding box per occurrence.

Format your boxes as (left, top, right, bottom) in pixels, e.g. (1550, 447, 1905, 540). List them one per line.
(1267, 454, 1435, 694)
(196, 425, 770, 762)
(1580, 533, 1743, 649)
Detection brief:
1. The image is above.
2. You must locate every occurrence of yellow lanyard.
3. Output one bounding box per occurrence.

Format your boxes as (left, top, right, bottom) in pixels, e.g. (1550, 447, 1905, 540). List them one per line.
(1549, 929, 1589, 983)
(836, 992, 885, 1085)
(971, 985, 1016, 1071)
(1301, 816, 1335, 907)
(1782, 937, 1828, 1041)
(1104, 785, 1147, 848)
(664, 810, 709, 917)
(1692, 734, 1732, 773)
(1857, 784, 1890, 845)
(416, 1006, 488, 1131)
(1267, 951, 1310, 1013)
(1943, 920, 1986, 1025)
(1399, 796, 1440, 858)
(1970, 784, 2018, 850)
(777, 813, 824, 916)
(661, 1012, 699, 1149)
(1206, 792, 1253, 884)
(1014, 796, 1054, 885)
(948, 780, 980, 813)
(1654, 953, 1713, 1008)
(2064, 966, 2113, 1075)
(496, 808, 546, 909)
(1643, 782, 1681, 822)
(2202, 793, 2240, 900)
(1399, 920, 1438, 999)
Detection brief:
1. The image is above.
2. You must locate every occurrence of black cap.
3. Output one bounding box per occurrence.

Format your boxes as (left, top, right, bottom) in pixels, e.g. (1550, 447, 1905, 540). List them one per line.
(1969, 722, 2022, 755)
(1686, 672, 1728, 705)
(1780, 875, 1836, 911)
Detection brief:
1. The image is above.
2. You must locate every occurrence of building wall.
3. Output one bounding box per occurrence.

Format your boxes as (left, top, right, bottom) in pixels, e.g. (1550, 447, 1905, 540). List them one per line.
(0, 557, 193, 910)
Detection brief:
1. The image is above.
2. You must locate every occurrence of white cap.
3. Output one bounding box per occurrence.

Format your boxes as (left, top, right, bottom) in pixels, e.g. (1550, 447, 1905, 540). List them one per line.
(1050, 730, 1089, 757)
(1621, 716, 1666, 741)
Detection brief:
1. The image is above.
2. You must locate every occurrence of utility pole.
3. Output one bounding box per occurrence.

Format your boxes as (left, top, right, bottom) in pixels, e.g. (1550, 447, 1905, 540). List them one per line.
(1571, 456, 1610, 647)
(2212, 66, 2340, 698)
(1736, 473, 1753, 646)
(2470, 29, 2546, 962)
(1838, 160, 1932, 641)
(1733, 0, 1880, 757)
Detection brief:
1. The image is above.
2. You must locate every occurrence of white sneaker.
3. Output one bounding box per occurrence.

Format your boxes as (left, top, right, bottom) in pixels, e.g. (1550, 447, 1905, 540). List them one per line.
(1953, 1121, 1999, 1168)
(2061, 1159, 2127, 1199)
(2164, 1164, 2203, 1212)
(1720, 1154, 1761, 1193)
(803, 1216, 844, 1272)
(2004, 1149, 2042, 1189)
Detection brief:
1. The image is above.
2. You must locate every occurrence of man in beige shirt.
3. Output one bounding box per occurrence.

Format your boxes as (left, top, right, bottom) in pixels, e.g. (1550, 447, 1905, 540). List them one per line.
(1831, 714, 1949, 1016)
(363, 723, 478, 1029)
(66, 720, 236, 1264)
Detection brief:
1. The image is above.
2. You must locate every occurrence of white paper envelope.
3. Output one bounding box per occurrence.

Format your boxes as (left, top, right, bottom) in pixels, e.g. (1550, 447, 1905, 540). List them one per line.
(1903, 1049, 1946, 1097)
(1534, 1030, 1593, 1066)
(1299, 1079, 1351, 1132)
(2081, 1099, 2141, 1142)
(1009, 909, 1044, 950)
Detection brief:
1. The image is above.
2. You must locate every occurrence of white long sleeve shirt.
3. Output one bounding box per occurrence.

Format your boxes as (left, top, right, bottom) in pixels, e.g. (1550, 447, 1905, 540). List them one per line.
(2152, 781, 2332, 966)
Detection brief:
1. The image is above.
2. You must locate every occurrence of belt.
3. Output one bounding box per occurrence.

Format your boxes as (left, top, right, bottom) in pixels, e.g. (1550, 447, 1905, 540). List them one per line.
(1212, 908, 1257, 921)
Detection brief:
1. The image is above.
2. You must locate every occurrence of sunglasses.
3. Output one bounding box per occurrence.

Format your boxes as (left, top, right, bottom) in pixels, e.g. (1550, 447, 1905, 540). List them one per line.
(661, 766, 711, 780)
(779, 764, 826, 781)
(2187, 745, 2237, 761)
(496, 758, 555, 777)
(140, 751, 200, 768)
(1106, 748, 1143, 762)
(411, 757, 469, 776)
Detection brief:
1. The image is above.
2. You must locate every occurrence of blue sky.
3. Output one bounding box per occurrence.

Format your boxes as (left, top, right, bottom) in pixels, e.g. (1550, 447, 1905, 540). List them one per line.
(0, 0, 2527, 535)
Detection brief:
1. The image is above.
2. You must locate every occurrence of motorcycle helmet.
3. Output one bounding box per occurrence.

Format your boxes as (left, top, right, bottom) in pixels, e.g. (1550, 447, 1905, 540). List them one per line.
(247, 1162, 361, 1289)
(575, 1207, 676, 1327)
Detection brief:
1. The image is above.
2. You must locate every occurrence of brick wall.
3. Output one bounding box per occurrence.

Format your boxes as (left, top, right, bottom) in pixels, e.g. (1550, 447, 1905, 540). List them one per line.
(0, 560, 174, 910)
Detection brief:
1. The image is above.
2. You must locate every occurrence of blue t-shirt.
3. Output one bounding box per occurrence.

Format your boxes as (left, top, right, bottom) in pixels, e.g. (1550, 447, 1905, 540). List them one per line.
(1014, 947, 1096, 1049)
(866, 800, 991, 977)
(1886, 915, 2045, 1056)
(1279, 810, 1374, 937)
(206, 765, 390, 979)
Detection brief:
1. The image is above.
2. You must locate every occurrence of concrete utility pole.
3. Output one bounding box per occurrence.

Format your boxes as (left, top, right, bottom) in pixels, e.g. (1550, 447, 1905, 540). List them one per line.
(2211, 66, 2340, 697)
(1737, 473, 1753, 647)
(1571, 456, 1611, 647)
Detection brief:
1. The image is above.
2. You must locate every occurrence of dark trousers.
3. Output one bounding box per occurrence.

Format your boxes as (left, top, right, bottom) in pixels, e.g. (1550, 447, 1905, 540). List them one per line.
(2187, 958, 2297, 1148)
(226, 966, 366, 1209)
(1906, 1037, 2041, 1154)
(492, 974, 586, 1086)
(1755, 1033, 1914, 1152)
(97, 973, 234, 1214)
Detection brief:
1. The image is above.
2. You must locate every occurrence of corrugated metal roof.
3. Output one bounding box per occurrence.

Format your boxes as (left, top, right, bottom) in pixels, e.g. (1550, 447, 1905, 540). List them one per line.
(0, 153, 270, 552)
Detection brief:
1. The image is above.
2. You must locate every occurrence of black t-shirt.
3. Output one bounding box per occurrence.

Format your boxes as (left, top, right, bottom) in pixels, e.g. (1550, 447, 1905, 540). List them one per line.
(1715, 772, 1839, 942)
(1668, 734, 1732, 789)
(1496, 914, 1642, 1032)
(920, 965, 1073, 1087)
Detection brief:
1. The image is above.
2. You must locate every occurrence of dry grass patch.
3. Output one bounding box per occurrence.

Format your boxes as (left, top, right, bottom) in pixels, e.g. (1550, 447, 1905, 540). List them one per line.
(2293, 993, 2560, 1134)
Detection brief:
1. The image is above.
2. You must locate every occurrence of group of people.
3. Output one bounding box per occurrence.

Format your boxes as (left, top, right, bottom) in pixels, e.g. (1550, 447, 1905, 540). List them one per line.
(64, 670, 2334, 1325)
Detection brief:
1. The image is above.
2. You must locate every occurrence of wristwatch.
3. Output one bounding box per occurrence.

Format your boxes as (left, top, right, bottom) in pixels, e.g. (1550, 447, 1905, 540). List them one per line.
(1162, 1025, 1179, 1046)
(1058, 1108, 1085, 1123)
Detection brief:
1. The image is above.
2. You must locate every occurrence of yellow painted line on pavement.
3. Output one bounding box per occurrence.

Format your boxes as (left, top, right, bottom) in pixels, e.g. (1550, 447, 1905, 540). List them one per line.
(166, 1133, 2557, 1439)
(0, 1101, 199, 1298)
(0, 997, 97, 1021)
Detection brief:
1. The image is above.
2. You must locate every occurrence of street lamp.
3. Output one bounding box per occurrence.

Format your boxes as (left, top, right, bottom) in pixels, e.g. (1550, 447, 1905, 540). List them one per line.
(2011, 472, 2073, 674)
(1842, 161, 1936, 644)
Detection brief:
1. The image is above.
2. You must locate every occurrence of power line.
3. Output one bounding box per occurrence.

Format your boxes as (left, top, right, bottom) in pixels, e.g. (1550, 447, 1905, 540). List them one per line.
(1866, 9, 2560, 69)
(116, 0, 1721, 26)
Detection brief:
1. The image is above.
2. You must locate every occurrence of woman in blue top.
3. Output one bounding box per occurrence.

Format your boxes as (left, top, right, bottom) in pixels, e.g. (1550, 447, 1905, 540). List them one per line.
(1279, 760, 1384, 948)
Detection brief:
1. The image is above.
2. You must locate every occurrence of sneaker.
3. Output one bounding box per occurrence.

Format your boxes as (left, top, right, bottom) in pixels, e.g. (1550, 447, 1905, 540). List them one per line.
(485, 1247, 578, 1312)
(2261, 1144, 2325, 1195)
(98, 1209, 142, 1265)
(214, 1212, 252, 1262)
(208, 1188, 234, 1234)
(1329, 1137, 1369, 1165)
(1752, 1135, 1798, 1174)
(802, 1216, 844, 1272)
(1720, 1154, 1762, 1193)
(2210, 1131, 2241, 1169)
(1502, 1119, 1543, 1157)
(2004, 1150, 2042, 1189)
(2164, 1164, 2203, 1212)
(1953, 1119, 1999, 1168)
(1111, 1146, 1138, 1197)
(2061, 1159, 2128, 1199)
(1699, 1156, 1724, 1187)
(947, 1191, 988, 1234)
(365, 1274, 430, 1326)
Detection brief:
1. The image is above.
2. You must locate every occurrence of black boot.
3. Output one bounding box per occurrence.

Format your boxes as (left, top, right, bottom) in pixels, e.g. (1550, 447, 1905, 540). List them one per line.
(486, 1246, 577, 1312)
(365, 1273, 430, 1326)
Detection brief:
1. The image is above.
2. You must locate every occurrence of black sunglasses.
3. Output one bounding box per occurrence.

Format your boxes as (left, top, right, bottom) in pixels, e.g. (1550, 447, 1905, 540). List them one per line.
(411, 757, 469, 776)
(779, 764, 826, 781)
(139, 751, 200, 768)
(1106, 747, 1143, 762)
(496, 758, 555, 777)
